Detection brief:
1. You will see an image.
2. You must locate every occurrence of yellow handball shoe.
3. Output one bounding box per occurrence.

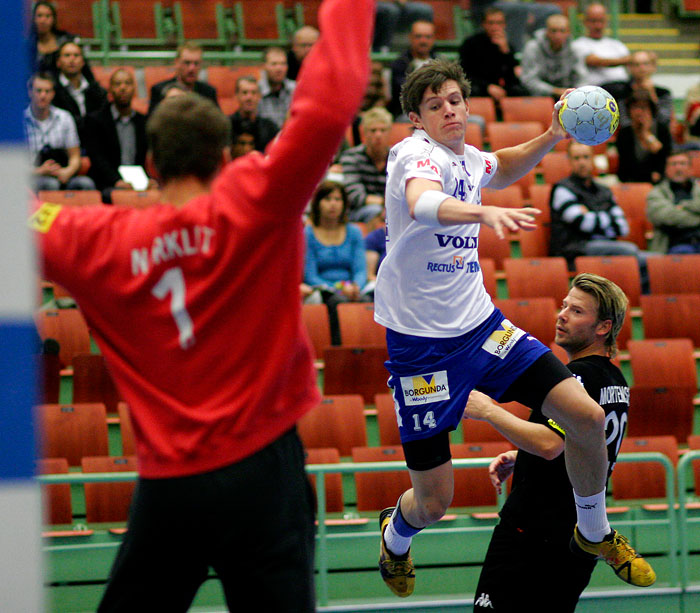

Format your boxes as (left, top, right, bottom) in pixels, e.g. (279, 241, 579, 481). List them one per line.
(571, 525, 656, 587)
(378, 507, 415, 597)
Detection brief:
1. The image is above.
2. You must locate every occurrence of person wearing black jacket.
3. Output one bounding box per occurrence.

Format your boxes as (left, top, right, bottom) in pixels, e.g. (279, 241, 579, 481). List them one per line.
(83, 69, 153, 202)
(148, 42, 218, 115)
(51, 41, 107, 140)
(467, 273, 636, 612)
(458, 8, 527, 103)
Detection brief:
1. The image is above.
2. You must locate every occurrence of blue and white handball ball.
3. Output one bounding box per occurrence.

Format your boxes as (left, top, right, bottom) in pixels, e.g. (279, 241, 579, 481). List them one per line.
(558, 85, 620, 146)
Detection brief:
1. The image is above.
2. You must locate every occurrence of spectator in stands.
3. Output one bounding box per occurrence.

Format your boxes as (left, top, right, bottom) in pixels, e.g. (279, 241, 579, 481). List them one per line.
(231, 130, 256, 159)
(257, 47, 296, 130)
(389, 20, 438, 117)
(521, 14, 583, 99)
(83, 68, 154, 203)
(470, 0, 562, 54)
(287, 26, 319, 81)
(373, 1, 434, 52)
(603, 51, 673, 129)
(572, 3, 630, 87)
(550, 142, 649, 283)
(29, 0, 94, 80)
(24, 72, 96, 192)
(647, 150, 700, 253)
(365, 214, 387, 286)
(230, 76, 279, 153)
(459, 8, 527, 103)
(338, 107, 392, 222)
(683, 80, 700, 147)
(52, 41, 107, 137)
(148, 42, 218, 114)
(616, 90, 672, 184)
(303, 180, 370, 345)
(350, 61, 390, 147)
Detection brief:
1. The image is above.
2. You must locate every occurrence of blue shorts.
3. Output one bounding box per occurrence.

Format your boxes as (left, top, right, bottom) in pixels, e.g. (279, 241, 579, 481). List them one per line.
(385, 308, 550, 444)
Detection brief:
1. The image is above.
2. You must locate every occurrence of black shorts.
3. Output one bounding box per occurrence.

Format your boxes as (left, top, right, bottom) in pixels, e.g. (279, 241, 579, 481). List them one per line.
(474, 520, 596, 612)
(97, 428, 316, 613)
(403, 352, 571, 471)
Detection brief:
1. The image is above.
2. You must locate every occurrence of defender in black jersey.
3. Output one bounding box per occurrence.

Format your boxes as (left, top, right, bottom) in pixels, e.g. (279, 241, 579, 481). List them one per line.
(467, 273, 648, 612)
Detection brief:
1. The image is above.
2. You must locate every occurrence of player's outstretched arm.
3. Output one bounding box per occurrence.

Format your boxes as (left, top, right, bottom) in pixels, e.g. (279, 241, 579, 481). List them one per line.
(217, 0, 374, 219)
(488, 103, 569, 190)
(405, 177, 540, 238)
(464, 390, 564, 460)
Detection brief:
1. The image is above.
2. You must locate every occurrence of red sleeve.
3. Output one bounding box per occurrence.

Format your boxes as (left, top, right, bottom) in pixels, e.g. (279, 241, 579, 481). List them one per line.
(212, 0, 374, 221)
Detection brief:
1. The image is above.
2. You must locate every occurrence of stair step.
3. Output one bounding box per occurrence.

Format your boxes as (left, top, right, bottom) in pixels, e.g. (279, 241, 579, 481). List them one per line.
(626, 42, 700, 50)
(657, 58, 700, 66)
(618, 27, 681, 35)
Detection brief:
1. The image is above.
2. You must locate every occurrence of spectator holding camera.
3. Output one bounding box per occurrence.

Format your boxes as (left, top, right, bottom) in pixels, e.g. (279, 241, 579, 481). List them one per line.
(24, 72, 95, 192)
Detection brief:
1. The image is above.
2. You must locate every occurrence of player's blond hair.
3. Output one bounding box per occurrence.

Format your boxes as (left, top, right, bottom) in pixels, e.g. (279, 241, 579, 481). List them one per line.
(571, 273, 629, 358)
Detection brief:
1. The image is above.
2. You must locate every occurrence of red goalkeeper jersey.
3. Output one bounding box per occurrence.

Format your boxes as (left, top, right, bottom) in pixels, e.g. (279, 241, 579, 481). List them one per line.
(33, 0, 373, 478)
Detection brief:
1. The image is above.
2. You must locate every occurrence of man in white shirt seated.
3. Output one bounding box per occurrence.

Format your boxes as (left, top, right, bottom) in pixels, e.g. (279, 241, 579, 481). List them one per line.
(572, 3, 630, 86)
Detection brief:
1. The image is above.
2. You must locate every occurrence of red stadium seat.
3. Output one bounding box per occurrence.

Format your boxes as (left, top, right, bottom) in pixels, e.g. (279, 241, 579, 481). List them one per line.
(451, 442, 514, 507)
(37, 458, 72, 525)
(304, 447, 344, 513)
(500, 96, 554, 128)
(574, 255, 642, 308)
(297, 395, 367, 456)
(647, 254, 700, 294)
(493, 297, 558, 347)
(36, 403, 109, 466)
(82, 456, 137, 523)
(611, 436, 678, 500)
(352, 446, 411, 511)
(374, 393, 401, 446)
(504, 257, 570, 303)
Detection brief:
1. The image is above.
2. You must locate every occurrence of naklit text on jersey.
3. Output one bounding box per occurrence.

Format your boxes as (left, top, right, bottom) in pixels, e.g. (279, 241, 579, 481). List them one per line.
(131, 225, 216, 276)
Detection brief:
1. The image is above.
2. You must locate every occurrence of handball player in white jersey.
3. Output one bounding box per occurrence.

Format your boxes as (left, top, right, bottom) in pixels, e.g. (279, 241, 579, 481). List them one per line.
(373, 58, 655, 598)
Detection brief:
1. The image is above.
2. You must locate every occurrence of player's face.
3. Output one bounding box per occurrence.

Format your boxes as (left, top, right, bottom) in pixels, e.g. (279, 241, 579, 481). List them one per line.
(665, 154, 691, 183)
(57, 43, 84, 78)
(176, 50, 202, 86)
(410, 80, 469, 155)
(568, 143, 594, 179)
(109, 71, 135, 107)
(555, 288, 605, 354)
(318, 189, 344, 223)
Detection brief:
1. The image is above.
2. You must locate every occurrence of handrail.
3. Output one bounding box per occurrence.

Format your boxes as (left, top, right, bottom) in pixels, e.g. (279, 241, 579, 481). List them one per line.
(37, 451, 682, 606)
(676, 449, 700, 587)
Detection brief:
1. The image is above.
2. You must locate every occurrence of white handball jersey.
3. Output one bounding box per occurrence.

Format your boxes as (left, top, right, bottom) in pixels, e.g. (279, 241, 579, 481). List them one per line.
(374, 129, 498, 338)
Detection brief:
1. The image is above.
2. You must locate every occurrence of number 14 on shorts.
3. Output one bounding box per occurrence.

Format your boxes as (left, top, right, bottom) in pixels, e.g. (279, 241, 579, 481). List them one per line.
(413, 411, 437, 432)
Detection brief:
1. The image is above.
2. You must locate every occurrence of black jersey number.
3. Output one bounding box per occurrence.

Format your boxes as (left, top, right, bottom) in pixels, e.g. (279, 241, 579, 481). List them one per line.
(605, 410, 627, 474)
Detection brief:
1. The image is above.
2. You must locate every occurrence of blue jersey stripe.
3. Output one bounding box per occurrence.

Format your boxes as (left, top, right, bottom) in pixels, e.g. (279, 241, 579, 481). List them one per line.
(0, 2, 30, 144)
(0, 322, 38, 480)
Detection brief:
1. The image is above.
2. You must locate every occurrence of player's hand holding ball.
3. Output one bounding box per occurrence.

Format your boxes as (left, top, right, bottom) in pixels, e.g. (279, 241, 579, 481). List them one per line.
(557, 85, 620, 146)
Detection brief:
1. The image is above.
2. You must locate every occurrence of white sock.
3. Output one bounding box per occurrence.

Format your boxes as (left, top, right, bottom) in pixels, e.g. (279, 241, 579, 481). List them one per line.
(574, 489, 611, 543)
(383, 509, 412, 555)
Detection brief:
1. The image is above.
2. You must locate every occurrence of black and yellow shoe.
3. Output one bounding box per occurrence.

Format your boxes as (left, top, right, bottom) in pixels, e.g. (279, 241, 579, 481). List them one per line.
(378, 507, 415, 597)
(570, 525, 656, 587)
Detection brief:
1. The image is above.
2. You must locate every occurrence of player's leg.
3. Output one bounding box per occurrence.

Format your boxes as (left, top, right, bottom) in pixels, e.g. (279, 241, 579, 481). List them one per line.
(212, 428, 316, 613)
(501, 353, 656, 587)
(473, 521, 530, 611)
(379, 431, 454, 598)
(97, 479, 209, 612)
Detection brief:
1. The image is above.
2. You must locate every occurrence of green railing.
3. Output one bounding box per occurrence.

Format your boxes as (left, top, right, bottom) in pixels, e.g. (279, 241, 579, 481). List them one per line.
(38, 450, 686, 606)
